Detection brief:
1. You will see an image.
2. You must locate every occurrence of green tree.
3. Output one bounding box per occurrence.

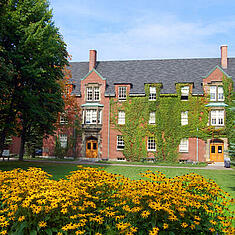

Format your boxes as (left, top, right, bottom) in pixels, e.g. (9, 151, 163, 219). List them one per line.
(0, 0, 68, 160)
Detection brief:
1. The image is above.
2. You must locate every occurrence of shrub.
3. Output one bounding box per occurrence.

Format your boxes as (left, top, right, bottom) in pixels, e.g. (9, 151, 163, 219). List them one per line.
(0, 167, 234, 234)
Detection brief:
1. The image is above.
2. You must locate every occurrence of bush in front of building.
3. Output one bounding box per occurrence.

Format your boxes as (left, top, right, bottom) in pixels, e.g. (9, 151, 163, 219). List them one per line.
(0, 167, 234, 234)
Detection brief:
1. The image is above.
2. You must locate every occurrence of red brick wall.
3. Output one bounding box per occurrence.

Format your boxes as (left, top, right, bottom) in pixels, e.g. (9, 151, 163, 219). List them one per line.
(79, 70, 109, 159)
(203, 67, 224, 85)
(178, 138, 206, 162)
(9, 136, 21, 155)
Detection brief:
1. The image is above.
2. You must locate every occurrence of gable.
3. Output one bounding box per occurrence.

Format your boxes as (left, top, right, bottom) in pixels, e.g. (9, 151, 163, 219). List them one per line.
(203, 65, 231, 84)
(81, 69, 106, 82)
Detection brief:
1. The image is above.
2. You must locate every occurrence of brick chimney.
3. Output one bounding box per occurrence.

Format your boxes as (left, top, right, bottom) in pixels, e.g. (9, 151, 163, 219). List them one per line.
(220, 45, 227, 69)
(89, 49, 97, 71)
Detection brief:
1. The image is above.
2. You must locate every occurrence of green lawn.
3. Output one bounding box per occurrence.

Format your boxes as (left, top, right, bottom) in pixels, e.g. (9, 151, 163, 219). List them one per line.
(0, 160, 234, 199)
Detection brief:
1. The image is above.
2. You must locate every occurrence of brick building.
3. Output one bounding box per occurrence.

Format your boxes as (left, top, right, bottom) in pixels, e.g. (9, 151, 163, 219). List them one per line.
(42, 45, 234, 162)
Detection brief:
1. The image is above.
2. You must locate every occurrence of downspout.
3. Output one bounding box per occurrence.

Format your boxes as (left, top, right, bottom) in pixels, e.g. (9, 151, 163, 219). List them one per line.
(107, 98, 110, 160)
(196, 127, 199, 162)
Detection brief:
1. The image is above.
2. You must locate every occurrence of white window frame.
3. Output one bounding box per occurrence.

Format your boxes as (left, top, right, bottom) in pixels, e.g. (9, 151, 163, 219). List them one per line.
(147, 137, 156, 151)
(149, 87, 156, 101)
(181, 86, 189, 100)
(118, 87, 127, 100)
(218, 87, 224, 101)
(94, 87, 100, 101)
(60, 114, 68, 124)
(149, 112, 156, 124)
(98, 110, 102, 124)
(210, 86, 216, 101)
(85, 109, 97, 124)
(118, 111, 125, 124)
(117, 135, 124, 150)
(181, 111, 188, 126)
(59, 134, 67, 148)
(86, 87, 93, 101)
(210, 110, 224, 126)
(179, 138, 189, 152)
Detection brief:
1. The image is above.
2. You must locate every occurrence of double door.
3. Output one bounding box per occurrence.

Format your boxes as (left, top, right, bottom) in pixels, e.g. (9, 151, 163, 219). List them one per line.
(86, 140, 98, 158)
(210, 143, 223, 162)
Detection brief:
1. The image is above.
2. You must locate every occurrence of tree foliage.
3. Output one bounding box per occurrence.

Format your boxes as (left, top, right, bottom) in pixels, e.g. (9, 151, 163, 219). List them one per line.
(0, 0, 68, 160)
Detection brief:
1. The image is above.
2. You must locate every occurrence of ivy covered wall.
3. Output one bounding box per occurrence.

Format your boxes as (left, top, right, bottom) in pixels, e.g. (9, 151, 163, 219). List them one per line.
(111, 77, 233, 162)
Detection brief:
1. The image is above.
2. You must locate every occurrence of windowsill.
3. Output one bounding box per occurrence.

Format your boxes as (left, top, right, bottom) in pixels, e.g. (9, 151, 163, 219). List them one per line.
(118, 99, 127, 102)
(179, 151, 189, 153)
(117, 148, 124, 151)
(149, 99, 156, 101)
(118, 123, 125, 125)
(147, 150, 156, 152)
(148, 123, 156, 125)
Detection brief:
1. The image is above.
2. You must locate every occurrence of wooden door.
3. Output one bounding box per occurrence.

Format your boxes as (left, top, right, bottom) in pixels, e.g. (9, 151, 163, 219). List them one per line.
(210, 143, 224, 162)
(86, 140, 98, 158)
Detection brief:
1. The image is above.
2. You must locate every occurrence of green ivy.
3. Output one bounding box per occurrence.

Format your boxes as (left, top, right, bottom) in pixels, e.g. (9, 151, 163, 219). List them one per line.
(111, 79, 233, 162)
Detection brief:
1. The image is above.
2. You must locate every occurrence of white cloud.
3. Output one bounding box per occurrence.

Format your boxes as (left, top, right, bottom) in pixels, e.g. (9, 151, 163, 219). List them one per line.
(63, 14, 235, 61)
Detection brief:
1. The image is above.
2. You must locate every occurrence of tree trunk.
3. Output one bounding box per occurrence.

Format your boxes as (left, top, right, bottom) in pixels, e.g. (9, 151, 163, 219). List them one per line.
(19, 124, 27, 161)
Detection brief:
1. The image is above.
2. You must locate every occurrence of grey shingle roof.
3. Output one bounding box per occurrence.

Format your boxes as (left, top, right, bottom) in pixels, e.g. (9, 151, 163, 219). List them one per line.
(70, 58, 235, 96)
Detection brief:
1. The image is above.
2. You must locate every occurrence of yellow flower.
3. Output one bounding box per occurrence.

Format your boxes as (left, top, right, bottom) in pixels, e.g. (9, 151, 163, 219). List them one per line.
(38, 221, 47, 228)
(141, 210, 150, 218)
(0, 230, 7, 235)
(75, 231, 85, 235)
(163, 223, 168, 229)
(18, 216, 25, 222)
(181, 222, 188, 228)
(209, 227, 215, 232)
(149, 227, 159, 235)
(209, 220, 216, 225)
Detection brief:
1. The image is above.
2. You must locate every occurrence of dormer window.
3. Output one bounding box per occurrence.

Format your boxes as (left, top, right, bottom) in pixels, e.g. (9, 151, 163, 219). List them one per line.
(94, 87, 100, 101)
(218, 87, 224, 101)
(118, 86, 127, 101)
(149, 87, 156, 100)
(209, 86, 224, 101)
(181, 86, 189, 100)
(86, 86, 100, 101)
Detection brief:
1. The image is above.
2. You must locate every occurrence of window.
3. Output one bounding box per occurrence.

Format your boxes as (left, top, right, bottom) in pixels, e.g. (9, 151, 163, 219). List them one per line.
(210, 86, 216, 101)
(210, 110, 224, 126)
(60, 114, 68, 124)
(83, 109, 102, 124)
(181, 111, 188, 125)
(117, 135, 124, 150)
(147, 137, 156, 151)
(210, 86, 224, 101)
(118, 87, 127, 100)
(94, 87, 100, 101)
(59, 134, 67, 148)
(85, 109, 97, 124)
(218, 87, 224, 101)
(118, 111, 125, 124)
(98, 110, 102, 124)
(149, 112, 156, 124)
(86, 86, 100, 101)
(181, 86, 189, 100)
(179, 138, 188, 152)
(87, 87, 93, 101)
(149, 87, 156, 100)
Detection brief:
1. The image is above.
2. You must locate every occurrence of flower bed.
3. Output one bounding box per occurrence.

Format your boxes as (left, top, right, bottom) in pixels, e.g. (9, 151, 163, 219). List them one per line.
(0, 166, 234, 234)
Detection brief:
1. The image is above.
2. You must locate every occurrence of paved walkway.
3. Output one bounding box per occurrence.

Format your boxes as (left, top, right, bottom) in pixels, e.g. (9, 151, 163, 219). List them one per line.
(18, 159, 233, 170)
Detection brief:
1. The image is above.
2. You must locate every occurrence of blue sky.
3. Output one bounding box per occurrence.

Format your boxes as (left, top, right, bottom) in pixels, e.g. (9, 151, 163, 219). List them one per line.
(50, 0, 235, 62)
